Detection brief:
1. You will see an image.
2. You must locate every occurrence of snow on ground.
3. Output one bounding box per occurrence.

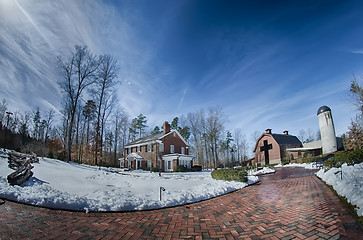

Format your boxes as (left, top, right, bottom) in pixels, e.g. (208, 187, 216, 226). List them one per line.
(248, 167, 275, 176)
(316, 163, 363, 216)
(275, 162, 320, 169)
(0, 153, 259, 212)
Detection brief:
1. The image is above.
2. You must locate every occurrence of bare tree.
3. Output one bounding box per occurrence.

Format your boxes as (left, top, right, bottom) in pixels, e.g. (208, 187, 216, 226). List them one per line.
(306, 128, 314, 143)
(298, 129, 306, 143)
(113, 107, 129, 162)
(234, 128, 248, 164)
(57, 45, 99, 162)
(92, 54, 119, 166)
(205, 106, 226, 169)
(0, 99, 8, 127)
(43, 109, 55, 144)
(187, 109, 206, 167)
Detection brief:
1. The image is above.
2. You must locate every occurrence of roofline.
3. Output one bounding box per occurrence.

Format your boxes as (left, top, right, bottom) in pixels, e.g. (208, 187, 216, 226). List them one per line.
(286, 147, 321, 151)
(253, 133, 273, 152)
(159, 129, 188, 146)
(125, 139, 162, 148)
(125, 129, 189, 148)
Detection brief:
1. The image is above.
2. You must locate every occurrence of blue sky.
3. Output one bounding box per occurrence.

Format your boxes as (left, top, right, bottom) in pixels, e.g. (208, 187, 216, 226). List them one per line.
(1, 0, 363, 148)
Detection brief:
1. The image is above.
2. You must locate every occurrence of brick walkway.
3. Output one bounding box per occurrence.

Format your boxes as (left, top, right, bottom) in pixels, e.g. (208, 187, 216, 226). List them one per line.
(1, 168, 362, 239)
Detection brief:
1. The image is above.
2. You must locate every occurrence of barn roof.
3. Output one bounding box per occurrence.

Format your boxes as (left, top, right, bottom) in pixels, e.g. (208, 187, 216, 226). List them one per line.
(270, 133, 302, 146)
(253, 132, 302, 152)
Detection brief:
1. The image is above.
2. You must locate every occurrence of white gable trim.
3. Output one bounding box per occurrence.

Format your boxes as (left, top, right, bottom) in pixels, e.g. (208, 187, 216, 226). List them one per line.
(159, 130, 188, 146)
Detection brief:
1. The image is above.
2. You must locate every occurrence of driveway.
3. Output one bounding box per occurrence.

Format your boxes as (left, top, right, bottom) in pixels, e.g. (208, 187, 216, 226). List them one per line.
(1, 167, 362, 239)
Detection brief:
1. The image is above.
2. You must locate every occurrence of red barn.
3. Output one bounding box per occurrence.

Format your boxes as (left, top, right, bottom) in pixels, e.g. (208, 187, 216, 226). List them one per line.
(253, 129, 302, 166)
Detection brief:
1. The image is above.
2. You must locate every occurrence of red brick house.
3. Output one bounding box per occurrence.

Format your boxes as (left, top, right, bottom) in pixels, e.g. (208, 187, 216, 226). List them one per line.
(122, 122, 194, 172)
(253, 129, 302, 166)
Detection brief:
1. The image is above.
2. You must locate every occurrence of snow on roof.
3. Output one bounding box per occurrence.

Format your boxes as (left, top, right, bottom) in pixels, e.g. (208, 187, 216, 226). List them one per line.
(286, 147, 321, 151)
(125, 130, 189, 147)
(125, 153, 144, 160)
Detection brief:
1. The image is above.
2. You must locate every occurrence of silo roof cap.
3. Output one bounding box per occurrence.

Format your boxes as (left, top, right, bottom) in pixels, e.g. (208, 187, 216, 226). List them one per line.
(317, 106, 331, 115)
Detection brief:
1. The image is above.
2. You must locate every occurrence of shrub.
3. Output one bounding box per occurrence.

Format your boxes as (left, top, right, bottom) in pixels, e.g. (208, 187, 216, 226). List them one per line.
(324, 149, 363, 168)
(47, 151, 54, 159)
(211, 169, 247, 182)
(191, 165, 202, 172)
(150, 167, 160, 172)
(176, 165, 188, 172)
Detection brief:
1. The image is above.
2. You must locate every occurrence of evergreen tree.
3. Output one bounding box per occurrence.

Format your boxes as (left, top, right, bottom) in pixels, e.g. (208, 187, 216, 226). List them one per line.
(171, 117, 179, 130)
(150, 126, 162, 135)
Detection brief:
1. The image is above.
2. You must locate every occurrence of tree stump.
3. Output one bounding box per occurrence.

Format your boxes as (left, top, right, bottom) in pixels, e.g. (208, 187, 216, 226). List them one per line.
(7, 151, 35, 186)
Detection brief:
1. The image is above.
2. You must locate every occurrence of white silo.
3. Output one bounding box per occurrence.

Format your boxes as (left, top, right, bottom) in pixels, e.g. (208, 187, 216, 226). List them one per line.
(317, 106, 337, 154)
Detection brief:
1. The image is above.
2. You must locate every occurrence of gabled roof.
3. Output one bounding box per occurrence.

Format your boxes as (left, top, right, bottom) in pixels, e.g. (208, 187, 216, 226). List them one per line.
(125, 133, 164, 147)
(253, 133, 302, 152)
(125, 130, 188, 147)
(271, 133, 302, 146)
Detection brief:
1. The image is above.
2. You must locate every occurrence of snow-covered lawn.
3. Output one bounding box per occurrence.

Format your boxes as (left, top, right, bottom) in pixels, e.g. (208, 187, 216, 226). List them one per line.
(316, 163, 363, 217)
(0, 154, 258, 212)
(248, 167, 275, 176)
(275, 162, 320, 169)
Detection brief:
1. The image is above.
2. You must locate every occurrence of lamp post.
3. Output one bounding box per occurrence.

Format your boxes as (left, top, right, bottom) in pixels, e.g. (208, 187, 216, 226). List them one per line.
(3, 111, 13, 151)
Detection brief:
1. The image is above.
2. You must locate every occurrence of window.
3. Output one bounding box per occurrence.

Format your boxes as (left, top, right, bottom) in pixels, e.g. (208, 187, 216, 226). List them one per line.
(147, 144, 151, 152)
(137, 146, 141, 152)
(173, 132, 176, 137)
(181, 147, 185, 155)
(167, 161, 171, 170)
(159, 143, 164, 152)
(170, 145, 174, 153)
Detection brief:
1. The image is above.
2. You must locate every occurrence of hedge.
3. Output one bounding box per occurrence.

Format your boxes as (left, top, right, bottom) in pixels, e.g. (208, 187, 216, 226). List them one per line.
(324, 149, 363, 168)
(176, 165, 188, 172)
(211, 169, 247, 182)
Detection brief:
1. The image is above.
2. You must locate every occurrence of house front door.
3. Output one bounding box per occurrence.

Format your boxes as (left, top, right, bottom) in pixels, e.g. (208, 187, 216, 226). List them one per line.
(165, 159, 173, 172)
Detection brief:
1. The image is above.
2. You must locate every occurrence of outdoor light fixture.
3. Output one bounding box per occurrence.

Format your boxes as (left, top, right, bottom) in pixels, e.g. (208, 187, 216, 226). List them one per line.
(160, 186, 165, 201)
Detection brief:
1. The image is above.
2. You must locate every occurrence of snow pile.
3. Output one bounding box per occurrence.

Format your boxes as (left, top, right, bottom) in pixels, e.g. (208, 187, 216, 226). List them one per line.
(316, 163, 363, 216)
(248, 167, 275, 176)
(275, 162, 320, 169)
(0, 155, 258, 211)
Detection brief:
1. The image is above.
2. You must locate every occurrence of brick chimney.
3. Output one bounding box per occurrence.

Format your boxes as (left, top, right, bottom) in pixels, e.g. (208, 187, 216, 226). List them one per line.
(283, 130, 289, 135)
(163, 122, 171, 135)
(265, 129, 272, 134)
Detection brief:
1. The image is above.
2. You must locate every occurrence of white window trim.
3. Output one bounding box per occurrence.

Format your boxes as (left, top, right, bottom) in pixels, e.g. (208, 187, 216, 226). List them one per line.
(170, 145, 174, 154)
(181, 147, 185, 155)
(159, 143, 164, 152)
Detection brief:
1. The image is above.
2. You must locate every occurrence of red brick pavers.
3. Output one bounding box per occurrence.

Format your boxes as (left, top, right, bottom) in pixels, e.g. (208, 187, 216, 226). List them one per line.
(1, 168, 362, 239)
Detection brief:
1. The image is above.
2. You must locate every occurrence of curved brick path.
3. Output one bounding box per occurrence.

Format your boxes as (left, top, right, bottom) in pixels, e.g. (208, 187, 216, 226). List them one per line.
(1, 168, 362, 239)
